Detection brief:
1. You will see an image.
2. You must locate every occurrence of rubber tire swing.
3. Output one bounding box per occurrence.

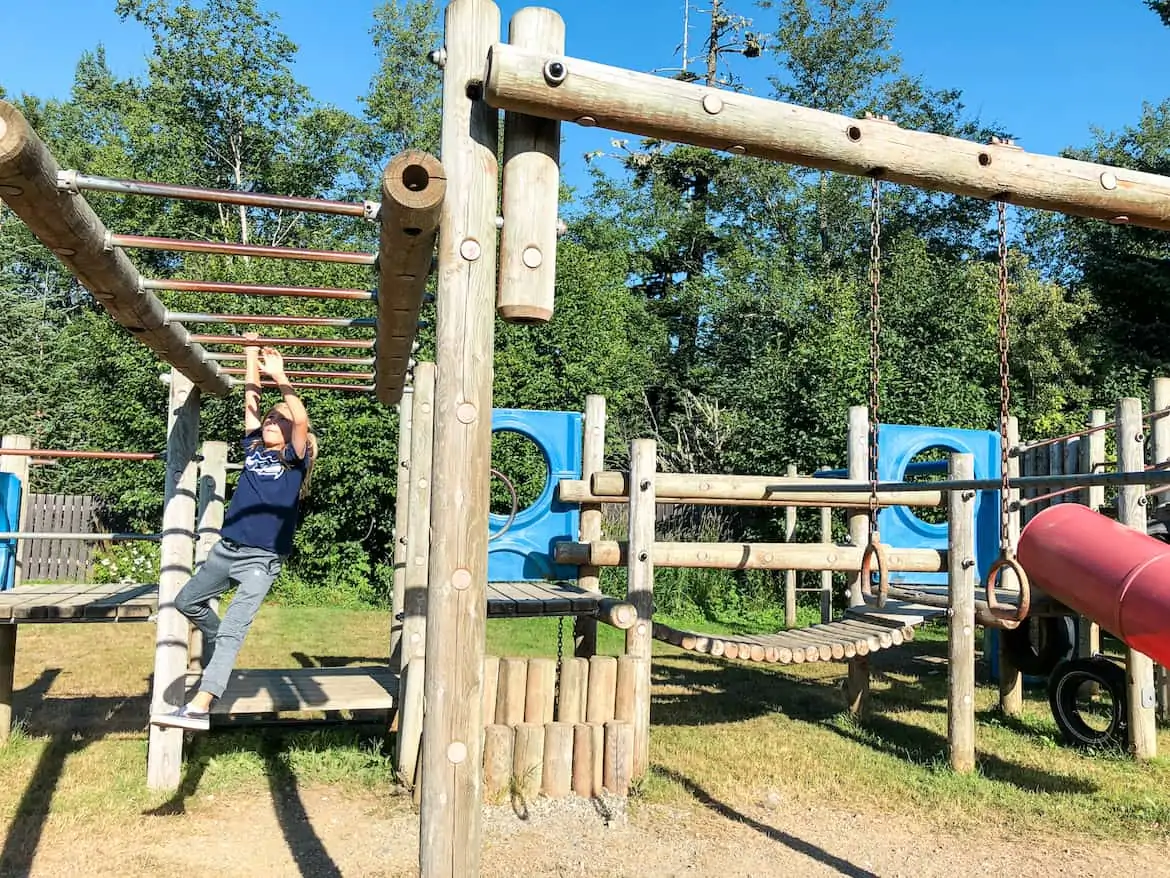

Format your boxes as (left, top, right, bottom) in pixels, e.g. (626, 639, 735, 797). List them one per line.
(1000, 615, 1074, 677)
(1047, 656, 1129, 749)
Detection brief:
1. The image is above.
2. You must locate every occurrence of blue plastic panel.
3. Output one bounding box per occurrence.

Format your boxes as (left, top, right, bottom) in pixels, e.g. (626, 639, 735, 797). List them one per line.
(876, 424, 1000, 585)
(0, 472, 21, 592)
(487, 409, 583, 582)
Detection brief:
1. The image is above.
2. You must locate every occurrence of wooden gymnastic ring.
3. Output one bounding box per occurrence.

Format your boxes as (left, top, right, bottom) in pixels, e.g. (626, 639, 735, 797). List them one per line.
(860, 538, 890, 609)
(984, 555, 1031, 626)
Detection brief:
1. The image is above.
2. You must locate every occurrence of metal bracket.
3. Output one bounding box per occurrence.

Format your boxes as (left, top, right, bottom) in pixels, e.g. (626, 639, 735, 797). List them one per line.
(363, 200, 381, 221)
(1142, 686, 1157, 709)
(56, 169, 79, 192)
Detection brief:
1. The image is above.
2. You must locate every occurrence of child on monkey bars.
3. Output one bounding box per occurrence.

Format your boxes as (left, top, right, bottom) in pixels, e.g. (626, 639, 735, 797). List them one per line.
(152, 332, 318, 731)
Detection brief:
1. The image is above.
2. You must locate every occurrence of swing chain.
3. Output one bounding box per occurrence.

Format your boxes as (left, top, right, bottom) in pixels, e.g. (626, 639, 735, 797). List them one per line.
(554, 616, 565, 715)
(867, 177, 883, 533)
(996, 200, 1011, 554)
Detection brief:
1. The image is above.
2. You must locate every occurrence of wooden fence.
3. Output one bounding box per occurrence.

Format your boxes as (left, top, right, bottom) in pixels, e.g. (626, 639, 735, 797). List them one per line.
(18, 494, 101, 582)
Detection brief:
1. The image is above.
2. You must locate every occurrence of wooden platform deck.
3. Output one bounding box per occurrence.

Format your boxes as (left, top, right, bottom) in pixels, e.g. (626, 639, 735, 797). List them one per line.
(0, 579, 608, 625)
(185, 666, 400, 716)
(0, 582, 157, 622)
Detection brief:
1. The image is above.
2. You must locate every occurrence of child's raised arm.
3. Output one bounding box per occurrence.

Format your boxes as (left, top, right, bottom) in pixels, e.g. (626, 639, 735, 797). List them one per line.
(243, 332, 262, 433)
(260, 346, 310, 459)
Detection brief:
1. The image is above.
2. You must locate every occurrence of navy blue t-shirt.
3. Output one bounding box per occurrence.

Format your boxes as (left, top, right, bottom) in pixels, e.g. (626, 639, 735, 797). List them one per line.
(220, 431, 307, 556)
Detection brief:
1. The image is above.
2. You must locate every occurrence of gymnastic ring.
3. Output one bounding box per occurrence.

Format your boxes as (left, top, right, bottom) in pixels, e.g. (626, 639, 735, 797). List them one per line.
(860, 537, 890, 609)
(984, 555, 1031, 627)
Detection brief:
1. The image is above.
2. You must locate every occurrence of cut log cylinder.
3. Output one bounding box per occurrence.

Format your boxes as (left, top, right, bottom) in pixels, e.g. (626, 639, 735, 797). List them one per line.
(541, 722, 574, 798)
(524, 657, 556, 724)
(585, 655, 617, 723)
(496, 656, 529, 726)
(557, 656, 588, 724)
(376, 150, 445, 405)
(483, 724, 514, 800)
(614, 655, 637, 722)
(497, 7, 563, 323)
(512, 722, 545, 799)
(571, 723, 595, 797)
(482, 654, 500, 726)
(603, 720, 634, 797)
(483, 44, 1170, 233)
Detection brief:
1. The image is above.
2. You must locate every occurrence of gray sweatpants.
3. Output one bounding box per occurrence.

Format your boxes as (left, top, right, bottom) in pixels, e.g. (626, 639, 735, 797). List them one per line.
(174, 538, 283, 699)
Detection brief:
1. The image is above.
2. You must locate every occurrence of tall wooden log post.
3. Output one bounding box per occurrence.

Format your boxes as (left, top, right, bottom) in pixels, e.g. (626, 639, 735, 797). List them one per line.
(419, 2, 500, 876)
(1152, 378, 1170, 722)
(819, 497, 832, 623)
(188, 440, 227, 673)
(0, 434, 31, 588)
(625, 439, 656, 779)
(845, 406, 870, 716)
(398, 363, 436, 790)
(389, 384, 414, 672)
(497, 7, 563, 322)
(376, 150, 446, 406)
(147, 369, 200, 790)
(1117, 398, 1158, 759)
(1077, 409, 1107, 658)
(482, 47, 1170, 232)
(575, 394, 606, 657)
(0, 101, 228, 396)
(784, 463, 798, 628)
(997, 417, 1023, 717)
(947, 453, 976, 774)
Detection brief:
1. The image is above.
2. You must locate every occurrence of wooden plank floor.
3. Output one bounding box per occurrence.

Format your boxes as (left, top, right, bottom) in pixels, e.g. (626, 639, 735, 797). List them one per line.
(187, 666, 400, 716)
(0, 582, 157, 622)
(486, 580, 601, 617)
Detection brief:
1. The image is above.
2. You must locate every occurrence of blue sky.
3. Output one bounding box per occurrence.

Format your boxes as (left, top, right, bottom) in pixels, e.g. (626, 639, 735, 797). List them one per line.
(2, 0, 1169, 199)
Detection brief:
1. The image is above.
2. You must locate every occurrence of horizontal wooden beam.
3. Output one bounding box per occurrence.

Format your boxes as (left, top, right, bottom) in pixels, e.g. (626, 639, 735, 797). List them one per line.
(586, 471, 943, 507)
(376, 150, 445, 406)
(0, 101, 230, 396)
(554, 540, 947, 573)
(484, 44, 1170, 231)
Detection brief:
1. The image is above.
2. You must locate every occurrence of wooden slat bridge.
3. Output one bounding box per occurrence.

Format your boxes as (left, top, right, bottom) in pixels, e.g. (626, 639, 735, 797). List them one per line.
(0, 582, 157, 622)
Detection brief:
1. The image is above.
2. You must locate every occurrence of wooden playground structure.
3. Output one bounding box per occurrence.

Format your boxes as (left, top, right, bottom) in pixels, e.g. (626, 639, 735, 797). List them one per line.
(3, 1, 1170, 875)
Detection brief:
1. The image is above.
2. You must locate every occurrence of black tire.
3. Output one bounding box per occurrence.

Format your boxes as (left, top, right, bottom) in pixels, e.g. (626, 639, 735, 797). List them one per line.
(1048, 656, 1129, 749)
(1000, 615, 1075, 677)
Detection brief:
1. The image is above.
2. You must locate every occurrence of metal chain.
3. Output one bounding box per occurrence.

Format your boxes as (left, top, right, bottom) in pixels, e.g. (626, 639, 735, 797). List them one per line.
(554, 616, 565, 715)
(867, 177, 883, 535)
(996, 200, 1012, 554)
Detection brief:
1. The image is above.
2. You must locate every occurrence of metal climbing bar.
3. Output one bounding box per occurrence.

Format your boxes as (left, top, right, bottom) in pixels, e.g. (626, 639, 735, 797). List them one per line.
(112, 234, 377, 266)
(192, 334, 374, 350)
(0, 531, 162, 541)
(58, 170, 378, 218)
(768, 468, 1170, 495)
(204, 352, 375, 366)
(220, 367, 374, 380)
(1017, 405, 1170, 452)
(0, 448, 164, 461)
(166, 311, 376, 329)
(143, 278, 374, 301)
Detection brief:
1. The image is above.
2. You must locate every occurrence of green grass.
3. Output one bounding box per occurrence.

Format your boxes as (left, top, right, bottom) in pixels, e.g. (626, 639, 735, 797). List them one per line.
(3, 606, 1170, 845)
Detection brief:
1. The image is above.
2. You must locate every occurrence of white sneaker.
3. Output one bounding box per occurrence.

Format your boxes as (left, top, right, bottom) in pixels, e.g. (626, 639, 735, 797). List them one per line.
(151, 704, 211, 731)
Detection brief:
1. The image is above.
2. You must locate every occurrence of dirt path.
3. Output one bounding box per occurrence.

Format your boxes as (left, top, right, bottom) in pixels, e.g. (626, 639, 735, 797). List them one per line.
(9, 783, 1170, 878)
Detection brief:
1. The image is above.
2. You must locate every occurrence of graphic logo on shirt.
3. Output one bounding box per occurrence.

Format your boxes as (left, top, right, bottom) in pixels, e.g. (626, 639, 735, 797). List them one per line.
(245, 447, 286, 479)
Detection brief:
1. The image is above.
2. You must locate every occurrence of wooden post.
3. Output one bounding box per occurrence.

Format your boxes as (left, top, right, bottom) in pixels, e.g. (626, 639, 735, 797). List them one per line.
(389, 384, 413, 671)
(947, 452, 976, 773)
(819, 502, 832, 623)
(0, 102, 228, 394)
(1151, 378, 1170, 722)
(0, 625, 14, 743)
(574, 394, 606, 658)
(845, 406, 871, 715)
(482, 47, 1170, 232)
(625, 439, 655, 779)
(376, 150, 446, 405)
(189, 440, 227, 674)
(997, 417, 1023, 717)
(0, 435, 31, 589)
(497, 6, 563, 323)
(784, 463, 797, 627)
(147, 368, 200, 791)
(396, 366, 435, 786)
(524, 657, 556, 724)
(1117, 397, 1158, 759)
(419, 2, 500, 872)
(602, 720, 634, 796)
(585, 655, 616, 723)
(482, 724, 513, 800)
(571, 723, 594, 797)
(1075, 409, 1107, 658)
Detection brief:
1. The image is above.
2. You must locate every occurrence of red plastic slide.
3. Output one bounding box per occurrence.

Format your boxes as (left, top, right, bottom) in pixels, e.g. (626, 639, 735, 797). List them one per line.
(1017, 503, 1170, 667)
